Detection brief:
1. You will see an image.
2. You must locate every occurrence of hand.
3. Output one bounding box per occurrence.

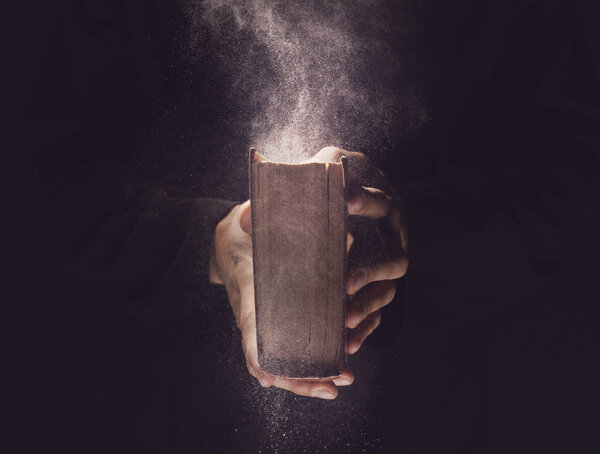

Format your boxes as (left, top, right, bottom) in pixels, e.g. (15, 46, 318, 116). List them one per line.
(210, 200, 355, 399)
(210, 146, 407, 399)
(307, 147, 408, 355)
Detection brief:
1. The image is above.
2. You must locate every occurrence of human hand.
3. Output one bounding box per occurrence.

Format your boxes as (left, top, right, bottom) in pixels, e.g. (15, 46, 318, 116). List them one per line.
(210, 200, 355, 399)
(210, 146, 406, 398)
(307, 147, 408, 355)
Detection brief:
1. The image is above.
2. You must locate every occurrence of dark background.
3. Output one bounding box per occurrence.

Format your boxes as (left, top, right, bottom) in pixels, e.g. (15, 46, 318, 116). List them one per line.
(9, 0, 600, 452)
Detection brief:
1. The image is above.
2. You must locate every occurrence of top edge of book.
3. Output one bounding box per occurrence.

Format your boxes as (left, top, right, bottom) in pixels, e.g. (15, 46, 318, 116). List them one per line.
(249, 147, 346, 166)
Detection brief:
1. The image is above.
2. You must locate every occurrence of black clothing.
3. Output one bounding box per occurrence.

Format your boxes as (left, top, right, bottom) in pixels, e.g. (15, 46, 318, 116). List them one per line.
(12, 0, 600, 453)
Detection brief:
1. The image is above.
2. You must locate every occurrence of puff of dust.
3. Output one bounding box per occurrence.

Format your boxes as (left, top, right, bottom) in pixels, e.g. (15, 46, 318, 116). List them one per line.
(184, 0, 428, 162)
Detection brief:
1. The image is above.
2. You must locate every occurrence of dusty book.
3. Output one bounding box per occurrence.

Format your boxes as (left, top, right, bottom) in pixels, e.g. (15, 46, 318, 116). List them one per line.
(249, 148, 347, 379)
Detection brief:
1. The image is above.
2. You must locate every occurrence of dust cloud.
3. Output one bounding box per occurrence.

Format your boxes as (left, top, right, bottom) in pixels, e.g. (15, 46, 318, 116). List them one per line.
(184, 0, 427, 162)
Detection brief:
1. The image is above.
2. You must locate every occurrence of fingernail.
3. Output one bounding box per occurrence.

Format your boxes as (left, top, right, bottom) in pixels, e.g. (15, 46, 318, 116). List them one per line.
(333, 376, 352, 386)
(348, 270, 366, 293)
(315, 389, 336, 400)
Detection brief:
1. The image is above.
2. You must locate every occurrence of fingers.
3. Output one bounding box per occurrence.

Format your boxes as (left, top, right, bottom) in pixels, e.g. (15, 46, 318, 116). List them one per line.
(346, 280, 396, 329)
(310, 146, 398, 212)
(236, 268, 354, 397)
(272, 377, 338, 399)
(275, 377, 338, 400)
(332, 369, 355, 387)
(239, 291, 354, 397)
(238, 283, 355, 396)
(271, 369, 355, 400)
(348, 186, 391, 220)
(310, 147, 390, 190)
(346, 310, 382, 354)
(347, 256, 408, 294)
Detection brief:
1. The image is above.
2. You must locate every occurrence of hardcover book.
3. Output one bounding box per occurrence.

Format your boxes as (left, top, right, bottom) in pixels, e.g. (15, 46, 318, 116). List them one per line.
(249, 148, 347, 378)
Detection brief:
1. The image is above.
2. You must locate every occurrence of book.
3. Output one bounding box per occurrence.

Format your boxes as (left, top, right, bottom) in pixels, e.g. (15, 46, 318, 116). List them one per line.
(249, 148, 347, 379)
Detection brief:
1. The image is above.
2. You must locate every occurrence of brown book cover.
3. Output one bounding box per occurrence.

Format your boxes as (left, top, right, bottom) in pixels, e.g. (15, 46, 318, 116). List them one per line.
(249, 148, 347, 379)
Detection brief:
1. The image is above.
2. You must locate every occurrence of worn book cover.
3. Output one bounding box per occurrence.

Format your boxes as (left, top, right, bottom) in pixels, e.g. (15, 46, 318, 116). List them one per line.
(249, 148, 347, 378)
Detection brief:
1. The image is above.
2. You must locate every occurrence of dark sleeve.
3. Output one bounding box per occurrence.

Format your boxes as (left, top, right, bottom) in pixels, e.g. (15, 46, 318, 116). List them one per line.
(56, 186, 238, 300)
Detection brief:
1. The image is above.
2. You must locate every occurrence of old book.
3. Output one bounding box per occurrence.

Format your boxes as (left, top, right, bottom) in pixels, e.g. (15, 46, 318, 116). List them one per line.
(249, 148, 347, 379)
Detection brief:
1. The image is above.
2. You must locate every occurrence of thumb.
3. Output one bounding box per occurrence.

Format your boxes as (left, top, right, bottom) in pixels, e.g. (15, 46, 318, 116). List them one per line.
(239, 201, 252, 235)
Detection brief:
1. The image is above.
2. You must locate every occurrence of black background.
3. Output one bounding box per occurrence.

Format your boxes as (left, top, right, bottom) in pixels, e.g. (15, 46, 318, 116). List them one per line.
(9, 0, 600, 452)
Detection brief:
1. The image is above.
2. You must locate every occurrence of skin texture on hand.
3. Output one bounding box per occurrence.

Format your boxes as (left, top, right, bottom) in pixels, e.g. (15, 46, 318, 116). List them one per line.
(210, 147, 408, 399)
